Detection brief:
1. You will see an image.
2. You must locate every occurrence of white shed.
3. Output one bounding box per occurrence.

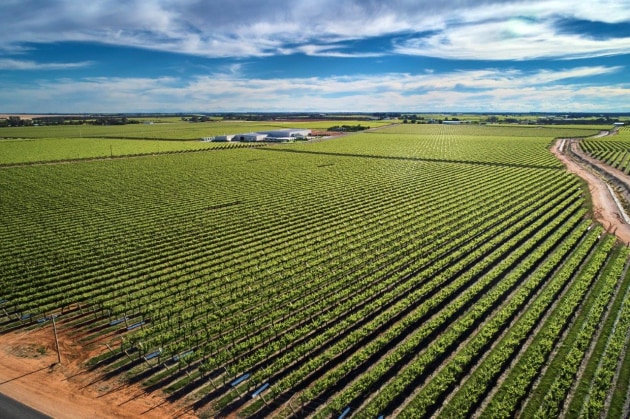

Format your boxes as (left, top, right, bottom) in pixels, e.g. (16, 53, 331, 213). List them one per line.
(237, 133, 268, 142)
(263, 129, 311, 138)
(214, 134, 235, 142)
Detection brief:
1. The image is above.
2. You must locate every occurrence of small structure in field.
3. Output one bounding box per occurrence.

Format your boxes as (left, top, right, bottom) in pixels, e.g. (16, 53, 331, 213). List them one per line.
(214, 134, 235, 142)
(229, 128, 311, 142)
(237, 133, 269, 142)
(201, 129, 311, 143)
(262, 129, 311, 140)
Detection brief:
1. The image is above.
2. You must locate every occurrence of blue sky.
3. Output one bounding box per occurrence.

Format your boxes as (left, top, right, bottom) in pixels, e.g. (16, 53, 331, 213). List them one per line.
(1, 0, 629, 113)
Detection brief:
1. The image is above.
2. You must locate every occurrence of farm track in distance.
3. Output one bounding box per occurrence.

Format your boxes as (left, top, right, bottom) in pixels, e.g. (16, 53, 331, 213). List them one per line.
(2, 123, 630, 418)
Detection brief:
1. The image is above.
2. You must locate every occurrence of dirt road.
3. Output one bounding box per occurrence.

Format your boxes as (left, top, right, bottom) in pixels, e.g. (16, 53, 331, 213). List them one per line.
(551, 137, 630, 244)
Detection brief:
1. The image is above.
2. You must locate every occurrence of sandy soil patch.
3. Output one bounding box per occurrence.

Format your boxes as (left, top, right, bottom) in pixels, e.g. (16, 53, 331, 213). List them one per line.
(0, 327, 197, 418)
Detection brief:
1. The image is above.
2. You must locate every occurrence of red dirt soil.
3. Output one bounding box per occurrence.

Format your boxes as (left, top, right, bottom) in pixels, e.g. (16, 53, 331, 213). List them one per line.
(0, 327, 198, 418)
(310, 130, 346, 136)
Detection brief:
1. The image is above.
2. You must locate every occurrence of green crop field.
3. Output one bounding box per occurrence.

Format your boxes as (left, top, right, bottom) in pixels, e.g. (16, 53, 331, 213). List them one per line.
(0, 119, 392, 140)
(580, 126, 630, 172)
(0, 138, 260, 165)
(0, 119, 392, 164)
(2, 123, 629, 418)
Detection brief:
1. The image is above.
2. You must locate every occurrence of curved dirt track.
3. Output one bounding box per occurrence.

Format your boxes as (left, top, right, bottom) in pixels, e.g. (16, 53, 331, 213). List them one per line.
(551, 135, 630, 245)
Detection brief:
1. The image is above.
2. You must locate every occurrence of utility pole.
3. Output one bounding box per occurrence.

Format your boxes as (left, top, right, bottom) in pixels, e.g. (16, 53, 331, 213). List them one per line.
(52, 315, 61, 364)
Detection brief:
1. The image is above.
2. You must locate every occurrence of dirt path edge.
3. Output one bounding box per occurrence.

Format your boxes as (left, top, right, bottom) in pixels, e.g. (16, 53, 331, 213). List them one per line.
(551, 137, 630, 245)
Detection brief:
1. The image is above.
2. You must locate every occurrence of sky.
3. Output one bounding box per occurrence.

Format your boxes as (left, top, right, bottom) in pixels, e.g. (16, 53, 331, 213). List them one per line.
(1, 0, 629, 113)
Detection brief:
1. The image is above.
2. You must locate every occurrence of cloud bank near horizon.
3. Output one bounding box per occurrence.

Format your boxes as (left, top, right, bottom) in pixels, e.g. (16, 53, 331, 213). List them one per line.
(2, 66, 627, 113)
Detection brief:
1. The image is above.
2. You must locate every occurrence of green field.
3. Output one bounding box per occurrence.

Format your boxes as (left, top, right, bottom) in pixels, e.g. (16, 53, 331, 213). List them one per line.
(0, 138, 259, 164)
(581, 126, 630, 172)
(2, 123, 629, 418)
(0, 119, 392, 164)
(0, 119, 392, 140)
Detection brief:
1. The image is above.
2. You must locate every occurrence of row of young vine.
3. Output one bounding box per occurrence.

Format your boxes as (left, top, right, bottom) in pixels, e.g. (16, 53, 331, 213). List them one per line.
(2, 124, 630, 418)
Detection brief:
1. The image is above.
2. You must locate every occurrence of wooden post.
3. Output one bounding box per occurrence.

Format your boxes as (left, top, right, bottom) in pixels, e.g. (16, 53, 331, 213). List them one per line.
(52, 316, 61, 364)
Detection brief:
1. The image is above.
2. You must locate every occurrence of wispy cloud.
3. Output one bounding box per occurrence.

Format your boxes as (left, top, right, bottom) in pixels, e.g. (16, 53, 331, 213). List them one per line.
(0, 59, 94, 70)
(1, 1, 628, 60)
(1, 66, 626, 113)
(394, 19, 630, 60)
(283, 44, 385, 58)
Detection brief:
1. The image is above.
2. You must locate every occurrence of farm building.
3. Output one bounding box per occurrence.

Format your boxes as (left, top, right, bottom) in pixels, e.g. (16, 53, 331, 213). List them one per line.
(201, 129, 311, 143)
(236, 133, 268, 142)
(262, 129, 311, 139)
(613, 122, 625, 126)
(214, 134, 235, 142)
(230, 128, 311, 142)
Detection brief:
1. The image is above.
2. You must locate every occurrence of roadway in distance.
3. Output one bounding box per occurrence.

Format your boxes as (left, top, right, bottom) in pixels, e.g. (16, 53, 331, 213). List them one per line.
(0, 392, 51, 419)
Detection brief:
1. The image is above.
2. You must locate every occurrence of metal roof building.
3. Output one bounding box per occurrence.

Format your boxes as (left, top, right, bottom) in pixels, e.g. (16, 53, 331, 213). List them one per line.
(260, 129, 311, 138)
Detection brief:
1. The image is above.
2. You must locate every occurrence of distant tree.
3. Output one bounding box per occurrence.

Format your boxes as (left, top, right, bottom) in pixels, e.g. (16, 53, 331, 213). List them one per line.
(8, 116, 22, 127)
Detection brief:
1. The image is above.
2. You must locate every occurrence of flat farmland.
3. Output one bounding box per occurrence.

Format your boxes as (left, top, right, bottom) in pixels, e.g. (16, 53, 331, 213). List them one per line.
(0, 119, 390, 165)
(0, 137, 256, 165)
(0, 119, 391, 140)
(581, 126, 630, 172)
(2, 124, 630, 418)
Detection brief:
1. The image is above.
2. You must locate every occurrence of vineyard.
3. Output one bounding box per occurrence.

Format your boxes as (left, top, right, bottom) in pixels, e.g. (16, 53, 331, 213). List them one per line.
(581, 127, 630, 172)
(2, 123, 630, 418)
(0, 119, 393, 165)
(0, 119, 393, 140)
(0, 137, 262, 165)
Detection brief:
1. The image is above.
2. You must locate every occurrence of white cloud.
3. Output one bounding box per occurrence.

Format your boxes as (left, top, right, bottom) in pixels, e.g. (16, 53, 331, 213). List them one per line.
(395, 18, 630, 60)
(1, 1, 629, 60)
(0, 59, 94, 70)
(1, 65, 626, 113)
(283, 44, 385, 58)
